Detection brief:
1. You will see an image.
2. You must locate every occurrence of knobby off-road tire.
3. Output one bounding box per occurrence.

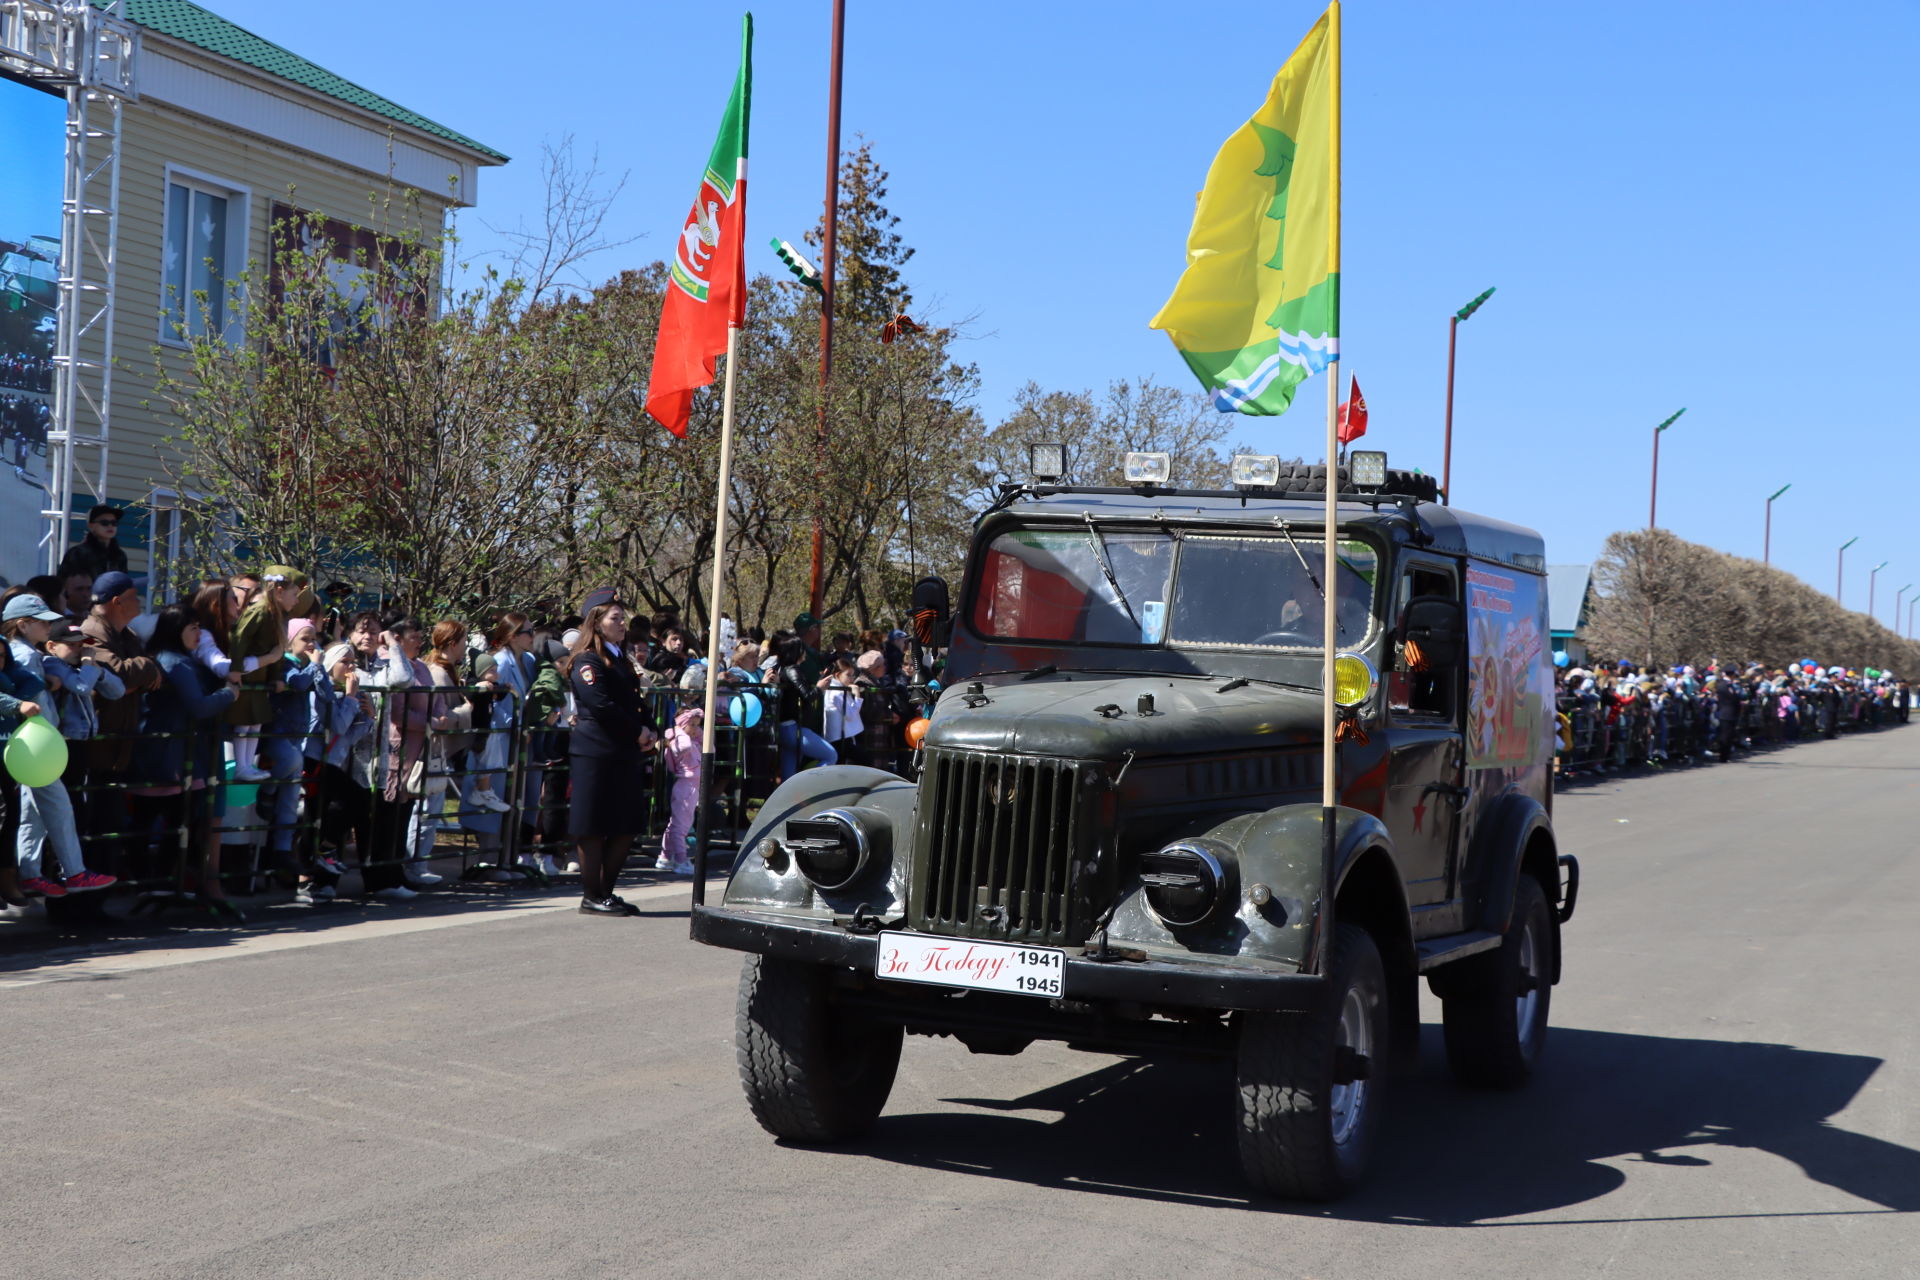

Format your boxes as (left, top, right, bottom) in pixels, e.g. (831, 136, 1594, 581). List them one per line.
(1234, 923, 1390, 1201)
(1441, 874, 1554, 1088)
(735, 954, 903, 1142)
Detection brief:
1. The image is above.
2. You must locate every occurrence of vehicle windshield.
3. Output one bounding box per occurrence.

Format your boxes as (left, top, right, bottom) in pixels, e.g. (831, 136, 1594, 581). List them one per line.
(968, 527, 1377, 650)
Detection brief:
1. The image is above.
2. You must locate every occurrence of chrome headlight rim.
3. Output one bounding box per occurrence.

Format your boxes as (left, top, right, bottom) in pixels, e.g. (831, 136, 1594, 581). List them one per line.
(1139, 839, 1235, 929)
(786, 807, 873, 891)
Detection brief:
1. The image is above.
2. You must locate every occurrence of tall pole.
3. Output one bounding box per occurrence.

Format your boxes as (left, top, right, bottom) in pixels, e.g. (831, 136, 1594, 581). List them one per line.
(1318, 0, 1341, 980)
(1648, 426, 1659, 530)
(1909, 597, 1916, 640)
(1648, 408, 1685, 530)
(1837, 536, 1858, 604)
(1440, 286, 1494, 507)
(1441, 316, 1456, 506)
(1870, 561, 1888, 621)
(809, 0, 847, 620)
(1897, 585, 1911, 634)
(694, 323, 744, 907)
(1764, 483, 1790, 566)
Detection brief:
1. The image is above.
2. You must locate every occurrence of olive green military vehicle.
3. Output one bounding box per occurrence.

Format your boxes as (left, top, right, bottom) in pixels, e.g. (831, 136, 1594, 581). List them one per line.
(692, 463, 1579, 1200)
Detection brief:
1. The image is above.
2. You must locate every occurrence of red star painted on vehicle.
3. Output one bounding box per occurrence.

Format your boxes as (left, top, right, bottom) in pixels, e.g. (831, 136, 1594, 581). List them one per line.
(1412, 798, 1427, 833)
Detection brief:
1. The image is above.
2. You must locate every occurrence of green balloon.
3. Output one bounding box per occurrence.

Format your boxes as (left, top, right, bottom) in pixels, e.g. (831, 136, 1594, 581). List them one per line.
(5, 715, 69, 789)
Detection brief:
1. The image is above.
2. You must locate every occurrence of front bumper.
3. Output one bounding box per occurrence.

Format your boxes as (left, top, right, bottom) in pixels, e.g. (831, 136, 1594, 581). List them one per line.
(691, 903, 1327, 1012)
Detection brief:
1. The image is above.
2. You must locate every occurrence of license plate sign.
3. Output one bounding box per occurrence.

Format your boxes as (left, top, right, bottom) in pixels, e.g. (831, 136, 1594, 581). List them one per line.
(876, 932, 1065, 999)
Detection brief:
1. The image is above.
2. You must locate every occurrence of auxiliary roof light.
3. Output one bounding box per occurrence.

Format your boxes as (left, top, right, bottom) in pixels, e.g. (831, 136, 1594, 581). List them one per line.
(1124, 451, 1172, 486)
(1231, 454, 1282, 488)
(1028, 441, 1066, 483)
(1349, 449, 1388, 491)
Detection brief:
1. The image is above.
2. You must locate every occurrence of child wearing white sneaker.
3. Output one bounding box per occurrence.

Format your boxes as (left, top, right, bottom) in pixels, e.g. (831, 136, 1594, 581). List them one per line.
(227, 567, 307, 783)
(658, 705, 702, 875)
(3, 596, 117, 896)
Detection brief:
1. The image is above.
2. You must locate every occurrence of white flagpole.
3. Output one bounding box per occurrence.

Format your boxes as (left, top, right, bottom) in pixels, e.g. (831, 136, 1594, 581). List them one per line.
(692, 322, 742, 906)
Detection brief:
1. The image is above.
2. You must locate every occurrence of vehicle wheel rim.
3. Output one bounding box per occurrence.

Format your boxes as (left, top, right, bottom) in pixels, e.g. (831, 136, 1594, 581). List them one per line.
(1515, 915, 1544, 1049)
(1330, 983, 1371, 1148)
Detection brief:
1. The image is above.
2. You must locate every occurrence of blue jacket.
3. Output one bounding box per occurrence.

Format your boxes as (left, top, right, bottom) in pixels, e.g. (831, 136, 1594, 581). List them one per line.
(0, 664, 41, 740)
(266, 655, 320, 741)
(43, 654, 126, 741)
(133, 650, 238, 787)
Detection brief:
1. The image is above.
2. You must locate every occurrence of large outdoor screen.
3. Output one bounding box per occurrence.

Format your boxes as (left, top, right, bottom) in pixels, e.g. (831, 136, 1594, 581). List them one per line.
(0, 72, 63, 589)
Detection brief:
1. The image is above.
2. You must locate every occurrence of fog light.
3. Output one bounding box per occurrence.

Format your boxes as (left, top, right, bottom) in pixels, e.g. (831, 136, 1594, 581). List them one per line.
(1231, 453, 1281, 488)
(784, 809, 872, 891)
(1349, 450, 1388, 490)
(1332, 652, 1377, 708)
(1124, 451, 1172, 485)
(1140, 842, 1234, 928)
(1029, 441, 1065, 482)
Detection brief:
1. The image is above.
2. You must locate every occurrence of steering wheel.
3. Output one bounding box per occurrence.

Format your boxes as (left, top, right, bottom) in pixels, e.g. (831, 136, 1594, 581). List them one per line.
(1250, 630, 1310, 647)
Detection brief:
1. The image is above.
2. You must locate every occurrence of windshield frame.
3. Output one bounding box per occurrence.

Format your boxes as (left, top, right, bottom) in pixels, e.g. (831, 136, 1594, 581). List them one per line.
(961, 518, 1384, 657)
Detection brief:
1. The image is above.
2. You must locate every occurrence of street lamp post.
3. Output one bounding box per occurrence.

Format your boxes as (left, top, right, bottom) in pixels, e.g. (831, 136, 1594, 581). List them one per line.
(1837, 536, 1859, 604)
(1870, 561, 1889, 621)
(1441, 286, 1495, 506)
(1909, 597, 1917, 640)
(1897, 585, 1912, 634)
(1764, 483, 1790, 566)
(1648, 408, 1686, 529)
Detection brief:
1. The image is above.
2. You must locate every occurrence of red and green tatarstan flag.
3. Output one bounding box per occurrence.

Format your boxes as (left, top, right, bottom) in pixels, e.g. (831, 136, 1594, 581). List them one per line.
(646, 15, 753, 438)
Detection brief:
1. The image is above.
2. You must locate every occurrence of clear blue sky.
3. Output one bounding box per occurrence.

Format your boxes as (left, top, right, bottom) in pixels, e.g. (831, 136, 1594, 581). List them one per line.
(6, 2, 1917, 625)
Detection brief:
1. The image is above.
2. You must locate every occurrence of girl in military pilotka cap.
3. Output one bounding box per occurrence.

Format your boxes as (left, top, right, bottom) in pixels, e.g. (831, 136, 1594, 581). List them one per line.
(226, 564, 308, 782)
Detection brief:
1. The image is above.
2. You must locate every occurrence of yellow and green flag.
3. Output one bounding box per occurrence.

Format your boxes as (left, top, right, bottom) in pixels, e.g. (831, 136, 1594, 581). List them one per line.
(1150, 5, 1338, 415)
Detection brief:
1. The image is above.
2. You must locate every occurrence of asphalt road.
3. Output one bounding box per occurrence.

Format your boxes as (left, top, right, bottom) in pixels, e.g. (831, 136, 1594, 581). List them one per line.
(4, 728, 1918, 1279)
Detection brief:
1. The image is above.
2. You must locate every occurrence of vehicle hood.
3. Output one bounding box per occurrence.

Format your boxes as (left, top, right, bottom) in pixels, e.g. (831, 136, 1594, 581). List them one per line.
(922, 673, 1326, 761)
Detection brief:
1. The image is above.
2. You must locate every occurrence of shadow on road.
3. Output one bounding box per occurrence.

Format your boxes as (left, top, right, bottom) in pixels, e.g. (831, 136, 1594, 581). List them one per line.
(832, 1027, 1920, 1222)
(0, 864, 708, 974)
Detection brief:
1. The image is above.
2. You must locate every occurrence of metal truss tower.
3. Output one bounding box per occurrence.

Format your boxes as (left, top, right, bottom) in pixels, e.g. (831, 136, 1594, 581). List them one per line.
(0, 0, 138, 571)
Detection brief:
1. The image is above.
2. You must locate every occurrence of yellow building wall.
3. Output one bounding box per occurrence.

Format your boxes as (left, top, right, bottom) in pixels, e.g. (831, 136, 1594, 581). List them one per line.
(81, 96, 461, 571)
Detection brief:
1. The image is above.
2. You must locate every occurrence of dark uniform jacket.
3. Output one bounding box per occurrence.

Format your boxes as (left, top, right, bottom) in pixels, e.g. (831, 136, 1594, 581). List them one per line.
(569, 646, 653, 757)
(57, 535, 128, 583)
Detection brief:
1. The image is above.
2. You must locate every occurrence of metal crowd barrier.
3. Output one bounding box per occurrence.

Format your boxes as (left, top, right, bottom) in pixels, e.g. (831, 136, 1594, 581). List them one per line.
(28, 670, 928, 914)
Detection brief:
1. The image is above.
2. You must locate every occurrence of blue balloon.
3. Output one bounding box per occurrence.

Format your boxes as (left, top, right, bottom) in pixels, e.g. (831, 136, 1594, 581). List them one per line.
(1553, 650, 1571, 668)
(927, 680, 942, 694)
(728, 693, 763, 728)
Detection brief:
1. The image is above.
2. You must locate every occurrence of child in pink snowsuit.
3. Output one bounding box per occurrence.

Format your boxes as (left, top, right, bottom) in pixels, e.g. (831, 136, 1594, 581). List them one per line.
(659, 705, 703, 875)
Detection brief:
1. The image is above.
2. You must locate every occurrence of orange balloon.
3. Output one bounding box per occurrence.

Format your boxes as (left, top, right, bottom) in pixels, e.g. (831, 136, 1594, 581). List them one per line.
(904, 716, 931, 748)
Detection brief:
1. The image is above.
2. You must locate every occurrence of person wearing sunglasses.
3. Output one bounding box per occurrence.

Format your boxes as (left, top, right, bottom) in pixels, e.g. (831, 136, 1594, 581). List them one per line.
(57, 505, 130, 583)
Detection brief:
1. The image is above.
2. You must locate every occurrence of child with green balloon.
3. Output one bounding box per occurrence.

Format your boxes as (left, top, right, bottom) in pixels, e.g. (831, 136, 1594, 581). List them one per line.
(2, 593, 116, 899)
(0, 640, 46, 906)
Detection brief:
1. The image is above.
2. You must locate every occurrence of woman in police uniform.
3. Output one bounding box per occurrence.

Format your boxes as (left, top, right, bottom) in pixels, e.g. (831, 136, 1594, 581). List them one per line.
(568, 592, 657, 916)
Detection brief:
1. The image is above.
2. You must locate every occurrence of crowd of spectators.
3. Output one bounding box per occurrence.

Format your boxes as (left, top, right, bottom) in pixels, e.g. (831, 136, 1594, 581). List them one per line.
(0, 351, 52, 394)
(1555, 658, 1910, 775)
(0, 507, 933, 924)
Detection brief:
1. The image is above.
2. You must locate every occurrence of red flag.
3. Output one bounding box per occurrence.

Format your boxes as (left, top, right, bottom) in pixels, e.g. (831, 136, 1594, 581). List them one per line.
(1337, 375, 1368, 445)
(645, 19, 752, 438)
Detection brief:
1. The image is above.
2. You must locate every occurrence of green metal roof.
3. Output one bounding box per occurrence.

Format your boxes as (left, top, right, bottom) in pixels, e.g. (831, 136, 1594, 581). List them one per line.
(98, 0, 508, 162)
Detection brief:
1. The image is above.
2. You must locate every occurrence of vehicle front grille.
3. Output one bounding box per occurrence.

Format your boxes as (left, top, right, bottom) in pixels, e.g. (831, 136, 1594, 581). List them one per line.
(910, 749, 1106, 946)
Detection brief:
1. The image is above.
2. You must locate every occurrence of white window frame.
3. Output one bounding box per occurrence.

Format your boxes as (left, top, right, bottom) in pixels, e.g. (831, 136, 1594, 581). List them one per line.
(146, 486, 228, 603)
(158, 165, 252, 348)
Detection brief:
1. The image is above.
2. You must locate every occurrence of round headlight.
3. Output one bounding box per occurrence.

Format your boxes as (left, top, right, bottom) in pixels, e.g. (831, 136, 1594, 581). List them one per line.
(783, 809, 874, 891)
(1332, 652, 1378, 708)
(1139, 842, 1235, 928)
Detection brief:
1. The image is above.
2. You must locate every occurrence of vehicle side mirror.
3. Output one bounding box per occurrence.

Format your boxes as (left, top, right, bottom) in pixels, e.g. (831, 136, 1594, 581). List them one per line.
(1401, 597, 1464, 669)
(911, 576, 952, 647)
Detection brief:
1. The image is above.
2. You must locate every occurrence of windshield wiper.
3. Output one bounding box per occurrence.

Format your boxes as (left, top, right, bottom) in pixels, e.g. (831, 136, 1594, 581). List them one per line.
(1083, 513, 1139, 628)
(1277, 521, 1364, 642)
(1021, 664, 1059, 681)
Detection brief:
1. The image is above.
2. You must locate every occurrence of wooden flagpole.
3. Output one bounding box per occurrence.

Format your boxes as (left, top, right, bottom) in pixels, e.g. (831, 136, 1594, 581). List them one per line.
(1319, 0, 1342, 966)
(692, 323, 742, 908)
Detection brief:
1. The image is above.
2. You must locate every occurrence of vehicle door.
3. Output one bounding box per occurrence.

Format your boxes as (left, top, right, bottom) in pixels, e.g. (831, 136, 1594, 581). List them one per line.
(1382, 559, 1464, 912)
